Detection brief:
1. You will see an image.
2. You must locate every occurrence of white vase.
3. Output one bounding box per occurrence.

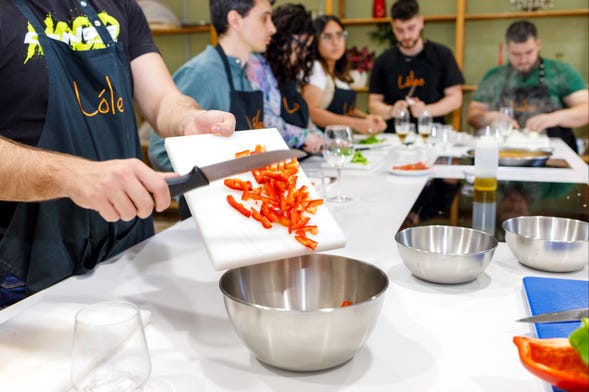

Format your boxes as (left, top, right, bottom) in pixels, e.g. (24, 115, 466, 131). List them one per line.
(349, 70, 368, 88)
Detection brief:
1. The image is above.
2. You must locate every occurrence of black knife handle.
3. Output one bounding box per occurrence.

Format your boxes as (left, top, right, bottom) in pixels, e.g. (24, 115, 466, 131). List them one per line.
(166, 166, 209, 197)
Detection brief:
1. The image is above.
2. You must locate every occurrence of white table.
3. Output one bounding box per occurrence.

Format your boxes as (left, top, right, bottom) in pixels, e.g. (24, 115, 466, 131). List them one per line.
(1, 138, 587, 392)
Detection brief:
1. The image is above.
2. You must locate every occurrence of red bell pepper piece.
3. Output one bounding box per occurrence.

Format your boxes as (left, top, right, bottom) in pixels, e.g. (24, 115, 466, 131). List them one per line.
(513, 336, 589, 392)
(226, 195, 251, 218)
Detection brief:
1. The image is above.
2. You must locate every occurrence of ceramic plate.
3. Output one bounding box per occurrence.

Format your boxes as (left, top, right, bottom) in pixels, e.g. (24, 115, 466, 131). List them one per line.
(388, 166, 433, 176)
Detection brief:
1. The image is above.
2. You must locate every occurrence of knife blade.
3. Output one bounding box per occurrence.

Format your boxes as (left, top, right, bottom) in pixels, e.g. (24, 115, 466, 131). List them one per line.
(166, 149, 306, 197)
(405, 84, 417, 105)
(517, 307, 589, 323)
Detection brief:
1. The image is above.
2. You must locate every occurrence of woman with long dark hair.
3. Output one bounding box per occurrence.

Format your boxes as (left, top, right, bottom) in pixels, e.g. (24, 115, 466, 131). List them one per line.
(247, 3, 325, 154)
(303, 15, 386, 134)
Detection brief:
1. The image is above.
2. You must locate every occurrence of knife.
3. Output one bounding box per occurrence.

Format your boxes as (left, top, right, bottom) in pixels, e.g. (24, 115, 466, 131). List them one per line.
(405, 84, 417, 106)
(166, 149, 306, 197)
(517, 307, 589, 323)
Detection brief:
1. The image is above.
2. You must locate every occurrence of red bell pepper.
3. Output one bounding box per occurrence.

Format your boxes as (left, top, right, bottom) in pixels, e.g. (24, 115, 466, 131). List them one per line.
(513, 336, 589, 392)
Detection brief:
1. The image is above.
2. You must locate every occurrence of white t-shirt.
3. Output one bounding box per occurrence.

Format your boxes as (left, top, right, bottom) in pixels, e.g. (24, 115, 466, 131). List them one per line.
(308, 61, 352, 109)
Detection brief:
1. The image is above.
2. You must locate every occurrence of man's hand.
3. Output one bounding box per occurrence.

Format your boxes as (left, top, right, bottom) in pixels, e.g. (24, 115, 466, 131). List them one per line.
(65, 158, 174, 222)
(181, 109, 236, 137)
(525, 112, 558, 132)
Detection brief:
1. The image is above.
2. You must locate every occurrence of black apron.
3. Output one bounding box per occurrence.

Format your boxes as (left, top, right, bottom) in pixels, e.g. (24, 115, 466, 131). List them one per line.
(498, 59, 577, 152)
(386, 46, 445, 133)
(0, 0, 153, 301)
(215, 45, 264, 131)
(178, 46, 265, 221)
(280, 81, 310, 128)
(319, 80, 356, 132)
(326, 82, 357, 116)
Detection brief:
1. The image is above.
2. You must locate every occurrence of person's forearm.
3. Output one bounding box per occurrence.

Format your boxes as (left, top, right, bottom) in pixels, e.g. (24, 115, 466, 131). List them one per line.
(425, 93, 462, 118)
(309, 107, 365, 130)
(369, 100, 394, 120)
(153, 92, 202, 138)
(0, 136, 74, 201)
(467, 107, 494, 129)
(551, 105, 589, 129)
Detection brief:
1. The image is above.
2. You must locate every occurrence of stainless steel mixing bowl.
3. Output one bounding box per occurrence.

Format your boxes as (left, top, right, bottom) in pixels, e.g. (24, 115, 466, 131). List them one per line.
(395, 225, 498, 284)
(219, 254, 388, 372)
(502, 216, 589, 272)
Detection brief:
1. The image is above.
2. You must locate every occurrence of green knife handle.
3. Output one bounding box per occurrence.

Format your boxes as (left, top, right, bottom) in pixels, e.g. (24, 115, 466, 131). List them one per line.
(166, 166, 210, 197)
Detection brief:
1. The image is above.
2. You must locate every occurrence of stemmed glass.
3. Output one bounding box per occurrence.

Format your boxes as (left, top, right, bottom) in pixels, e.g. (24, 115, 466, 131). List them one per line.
(395, 109, 410, 147)
(497, 106, 514, 143)
(322, 125, 355, 203)
(72, 301, 151, 392)
(418, 109, 433, 146)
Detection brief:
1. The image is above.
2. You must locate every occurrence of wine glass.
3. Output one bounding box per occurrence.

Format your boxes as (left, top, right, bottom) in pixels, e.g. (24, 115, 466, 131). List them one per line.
(322, 125, 355, 203)
(496, 106, 514, 143)
(418, 109, 433, 145)
(72, 301, 151, 392)
(395, 109, 410, 147)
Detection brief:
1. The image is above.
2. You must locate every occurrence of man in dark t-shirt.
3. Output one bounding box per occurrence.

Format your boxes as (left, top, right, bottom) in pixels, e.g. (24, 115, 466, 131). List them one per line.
(368, 0, 464, 133)
(0, 0, 236, 305)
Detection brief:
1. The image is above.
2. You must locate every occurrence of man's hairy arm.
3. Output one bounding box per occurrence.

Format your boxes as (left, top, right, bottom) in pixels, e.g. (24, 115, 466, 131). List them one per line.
(0, 136, 172, 221)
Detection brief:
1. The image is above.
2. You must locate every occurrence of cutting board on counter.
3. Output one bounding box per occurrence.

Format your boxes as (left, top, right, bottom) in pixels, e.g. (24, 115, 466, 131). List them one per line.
(522, 276, 589, 339)
(165, 128, 346, 270)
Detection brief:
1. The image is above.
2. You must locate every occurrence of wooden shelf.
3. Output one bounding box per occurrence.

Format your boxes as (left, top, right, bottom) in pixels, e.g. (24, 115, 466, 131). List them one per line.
(465, 8, 589, 21)
(342, 14, 456, 26)
(150, 24, 211, 36)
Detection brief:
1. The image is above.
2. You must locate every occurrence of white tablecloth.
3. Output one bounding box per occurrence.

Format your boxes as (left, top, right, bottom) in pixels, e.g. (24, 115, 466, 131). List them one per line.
(0, 138, 587, 392)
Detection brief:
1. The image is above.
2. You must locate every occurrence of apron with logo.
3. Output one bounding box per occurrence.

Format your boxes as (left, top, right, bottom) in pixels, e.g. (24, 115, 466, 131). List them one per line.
(386, 46, 445, 133)
(280, 80, 310, 128)
(0, 0, 153, 303)
(498, 59, 577, 152)
(215, 45, 264, 131)
(178, 46, 266, 220)
(326, 81, 357, 116)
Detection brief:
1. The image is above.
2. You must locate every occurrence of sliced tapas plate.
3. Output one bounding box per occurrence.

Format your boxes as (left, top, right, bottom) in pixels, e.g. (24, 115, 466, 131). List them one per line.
(388, 166, 433, 176)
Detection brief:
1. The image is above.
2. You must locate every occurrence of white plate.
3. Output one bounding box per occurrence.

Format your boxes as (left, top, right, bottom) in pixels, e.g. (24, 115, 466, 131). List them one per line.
(165, 129, 346, 271)
(388, 167, 433, 176)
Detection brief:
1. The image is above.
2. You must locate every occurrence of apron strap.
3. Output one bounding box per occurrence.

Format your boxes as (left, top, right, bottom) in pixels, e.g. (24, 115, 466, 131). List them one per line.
(215, 45, 236, 92)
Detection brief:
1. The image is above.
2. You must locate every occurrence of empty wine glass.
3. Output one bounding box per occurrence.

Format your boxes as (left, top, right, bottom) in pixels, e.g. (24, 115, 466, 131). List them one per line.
(496, 106, 514, 142)
(322, 125, 355, 203)
(418, 109, 433, 145)
(72, 301, 151, 392)
(395, 109, 410, 147)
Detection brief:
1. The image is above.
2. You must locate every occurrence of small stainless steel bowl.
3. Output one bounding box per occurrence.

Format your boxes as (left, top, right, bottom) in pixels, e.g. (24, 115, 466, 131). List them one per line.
(395, 225, 498, 284)
(502, 216, 589, 272)
(219, 254, 388, 372)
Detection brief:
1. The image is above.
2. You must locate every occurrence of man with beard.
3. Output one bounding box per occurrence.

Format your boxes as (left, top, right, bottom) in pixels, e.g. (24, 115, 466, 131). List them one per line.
(368, 0, 464, 134)
(467, 20, 588, 152)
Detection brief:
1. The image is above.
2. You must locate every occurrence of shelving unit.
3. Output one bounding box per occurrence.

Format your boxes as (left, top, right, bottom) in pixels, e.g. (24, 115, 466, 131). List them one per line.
(325, 0, 588, 131)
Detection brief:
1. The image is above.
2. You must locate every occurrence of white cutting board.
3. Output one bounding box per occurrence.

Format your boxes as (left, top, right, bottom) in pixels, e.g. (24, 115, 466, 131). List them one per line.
(165, 128, 346, 270)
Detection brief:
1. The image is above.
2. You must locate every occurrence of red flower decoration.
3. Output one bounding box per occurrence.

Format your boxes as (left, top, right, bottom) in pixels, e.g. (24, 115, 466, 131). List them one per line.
(346, 46, 376, 73)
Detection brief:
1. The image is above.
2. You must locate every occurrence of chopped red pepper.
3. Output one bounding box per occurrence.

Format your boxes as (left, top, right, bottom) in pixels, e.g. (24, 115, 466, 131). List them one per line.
(226, 195, 251, 218)
(513, 336, 589, 392)
(223, 145, 323, 250)
(341, 300, 352, 307)
(392, 161, 430, 171)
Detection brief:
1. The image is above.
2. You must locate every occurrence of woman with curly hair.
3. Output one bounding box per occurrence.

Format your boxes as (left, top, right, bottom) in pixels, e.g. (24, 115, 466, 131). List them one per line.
(247, 3, 325, 154)
(303, 15, 386, 134)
